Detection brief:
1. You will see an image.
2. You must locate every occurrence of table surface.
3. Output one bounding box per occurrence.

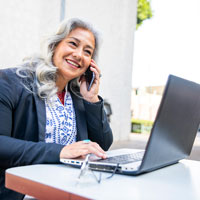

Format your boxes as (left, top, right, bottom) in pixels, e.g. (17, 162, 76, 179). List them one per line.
(5, 155, 200, 200)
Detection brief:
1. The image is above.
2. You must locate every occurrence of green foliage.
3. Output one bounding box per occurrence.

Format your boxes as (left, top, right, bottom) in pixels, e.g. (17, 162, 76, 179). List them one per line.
(131, 119, 154, 133)
(137, 0, 153, 29)
(131, 119, 153, 126)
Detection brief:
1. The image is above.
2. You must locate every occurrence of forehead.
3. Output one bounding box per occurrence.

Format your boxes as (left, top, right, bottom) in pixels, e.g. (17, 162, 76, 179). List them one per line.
(67, 27, 95, 49)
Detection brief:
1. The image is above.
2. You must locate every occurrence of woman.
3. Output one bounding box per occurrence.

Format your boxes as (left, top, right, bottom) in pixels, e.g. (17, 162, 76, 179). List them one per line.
(0, 18, 113, 199)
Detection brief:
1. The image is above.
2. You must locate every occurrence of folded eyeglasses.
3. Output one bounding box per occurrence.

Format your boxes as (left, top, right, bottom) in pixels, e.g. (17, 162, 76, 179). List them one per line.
(77, 154, 119, 184)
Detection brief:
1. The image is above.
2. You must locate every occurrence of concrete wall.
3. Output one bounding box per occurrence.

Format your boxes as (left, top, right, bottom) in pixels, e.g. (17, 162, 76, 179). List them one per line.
(0, 0, 137, 141)
(0, 0, 60, 67)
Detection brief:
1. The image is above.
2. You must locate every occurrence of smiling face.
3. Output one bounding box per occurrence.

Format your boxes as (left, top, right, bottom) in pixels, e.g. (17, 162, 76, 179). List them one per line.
(53, 27, 95, 91)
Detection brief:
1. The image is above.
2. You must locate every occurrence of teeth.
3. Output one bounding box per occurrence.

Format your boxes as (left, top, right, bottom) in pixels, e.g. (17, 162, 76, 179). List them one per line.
(67, 60, 79, 67)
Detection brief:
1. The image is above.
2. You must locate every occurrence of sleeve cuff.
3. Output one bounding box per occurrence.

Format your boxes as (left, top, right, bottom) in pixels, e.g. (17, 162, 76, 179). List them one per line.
(83, 95, 103, 106)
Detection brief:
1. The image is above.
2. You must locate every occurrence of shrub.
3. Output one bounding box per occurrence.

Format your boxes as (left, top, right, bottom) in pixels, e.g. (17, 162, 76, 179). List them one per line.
(131, 119, 153, 133)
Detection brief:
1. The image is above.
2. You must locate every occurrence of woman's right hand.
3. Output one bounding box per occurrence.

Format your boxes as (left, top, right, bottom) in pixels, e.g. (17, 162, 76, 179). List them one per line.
(59, 141, 107, 159)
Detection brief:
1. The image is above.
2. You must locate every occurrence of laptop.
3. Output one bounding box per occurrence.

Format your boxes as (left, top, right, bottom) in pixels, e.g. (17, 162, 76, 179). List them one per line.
(60, 75, 200, 175)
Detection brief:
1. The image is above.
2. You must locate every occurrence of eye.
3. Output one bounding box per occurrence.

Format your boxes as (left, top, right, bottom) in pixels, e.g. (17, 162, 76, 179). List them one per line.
(84, 49, 92, 56)
(69, 41, 77, 46)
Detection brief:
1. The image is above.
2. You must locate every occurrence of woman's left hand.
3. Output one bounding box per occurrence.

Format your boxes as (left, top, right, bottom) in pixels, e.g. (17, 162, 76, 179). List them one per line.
(80, 59, 101, 103)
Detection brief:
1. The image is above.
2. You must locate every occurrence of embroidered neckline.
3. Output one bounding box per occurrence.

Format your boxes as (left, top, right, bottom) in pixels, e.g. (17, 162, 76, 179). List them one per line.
(45, 91, 77, 145)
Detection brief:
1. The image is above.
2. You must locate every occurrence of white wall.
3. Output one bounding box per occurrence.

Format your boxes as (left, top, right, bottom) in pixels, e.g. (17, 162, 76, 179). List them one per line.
(0, 0, 60, 67)
(0, 0, 137, 141)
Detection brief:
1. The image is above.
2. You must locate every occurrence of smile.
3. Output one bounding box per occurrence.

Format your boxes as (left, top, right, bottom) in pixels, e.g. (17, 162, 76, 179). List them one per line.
(65, 59, 80, 68)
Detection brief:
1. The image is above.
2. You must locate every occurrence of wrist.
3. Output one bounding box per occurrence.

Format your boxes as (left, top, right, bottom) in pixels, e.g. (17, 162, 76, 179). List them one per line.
(84, 95, 99, 103)
(60, 148, 65, 159)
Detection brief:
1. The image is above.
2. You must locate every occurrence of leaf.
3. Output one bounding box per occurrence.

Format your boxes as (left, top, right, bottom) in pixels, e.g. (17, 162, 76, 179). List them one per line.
(137, 0, 153, 30)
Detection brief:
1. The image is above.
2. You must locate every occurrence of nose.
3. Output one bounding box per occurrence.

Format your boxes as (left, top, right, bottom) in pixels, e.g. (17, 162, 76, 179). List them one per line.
(72, 48, 83, 61)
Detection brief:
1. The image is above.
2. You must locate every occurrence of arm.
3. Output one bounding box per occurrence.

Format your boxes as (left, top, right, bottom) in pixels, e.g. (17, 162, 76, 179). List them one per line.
(0, 69, 64, 168)
(59, 95, 112, 159)
(83, 97, 113, 151)
(0, 136, 63, 168)
(79, 60, 113, 150)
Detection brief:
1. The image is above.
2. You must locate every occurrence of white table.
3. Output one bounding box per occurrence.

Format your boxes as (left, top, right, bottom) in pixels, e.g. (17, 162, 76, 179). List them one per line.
(6, 159, 200, 200)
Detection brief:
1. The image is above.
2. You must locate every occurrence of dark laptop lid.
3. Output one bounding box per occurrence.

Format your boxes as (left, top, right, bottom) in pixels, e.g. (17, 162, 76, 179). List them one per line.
(139, 75, 200, 173)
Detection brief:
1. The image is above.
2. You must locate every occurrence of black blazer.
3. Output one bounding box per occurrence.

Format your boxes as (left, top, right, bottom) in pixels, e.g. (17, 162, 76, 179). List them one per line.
(0, 68, 113, 200)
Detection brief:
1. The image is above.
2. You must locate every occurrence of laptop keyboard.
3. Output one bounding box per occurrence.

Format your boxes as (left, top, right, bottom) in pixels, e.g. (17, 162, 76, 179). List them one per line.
(97, 151, 144, 164)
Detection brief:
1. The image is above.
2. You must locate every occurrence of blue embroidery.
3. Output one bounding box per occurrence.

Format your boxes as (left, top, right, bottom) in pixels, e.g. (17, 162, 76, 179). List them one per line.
(56, 106, 64, 112)
(45, 91, 77, 145)
(45, 133, 51, 139)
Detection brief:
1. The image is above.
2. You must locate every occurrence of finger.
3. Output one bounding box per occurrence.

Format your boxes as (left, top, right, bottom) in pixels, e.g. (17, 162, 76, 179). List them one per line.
(60, 142, 106, 159)
(86, 145, 105, 158)
(82, 142, 106, 158)
(91, 59, 97, 66)
(90, 60, 101, 84)
(91, 143, 107, 159)
(90, 66, 100, 82)
(91, 65, 101, 77)
(90, 142, 105, 154)
(90, 60, 101, 74)
(78, 148, 90, 156)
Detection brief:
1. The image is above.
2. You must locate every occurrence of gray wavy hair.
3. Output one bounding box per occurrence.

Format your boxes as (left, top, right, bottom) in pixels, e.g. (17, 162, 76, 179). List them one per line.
(16, 18, 100, 100)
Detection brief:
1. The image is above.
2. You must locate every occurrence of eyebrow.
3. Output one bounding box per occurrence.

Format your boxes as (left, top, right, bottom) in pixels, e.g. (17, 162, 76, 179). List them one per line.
(68, 37, 94, 50)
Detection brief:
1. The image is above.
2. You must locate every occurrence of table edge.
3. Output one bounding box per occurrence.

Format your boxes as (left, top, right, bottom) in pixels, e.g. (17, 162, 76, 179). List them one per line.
(5, 172, 89, 200)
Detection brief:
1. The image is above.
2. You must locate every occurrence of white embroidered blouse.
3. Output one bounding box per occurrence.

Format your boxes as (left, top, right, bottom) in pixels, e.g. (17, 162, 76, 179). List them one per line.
(45, 90, 77, 145)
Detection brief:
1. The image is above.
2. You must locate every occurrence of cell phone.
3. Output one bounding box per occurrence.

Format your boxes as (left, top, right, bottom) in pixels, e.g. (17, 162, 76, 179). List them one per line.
(85, 66, 95, 91)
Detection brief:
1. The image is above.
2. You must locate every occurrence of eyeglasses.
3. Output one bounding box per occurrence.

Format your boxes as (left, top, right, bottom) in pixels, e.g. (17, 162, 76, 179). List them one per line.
(77, 154, 119, 184)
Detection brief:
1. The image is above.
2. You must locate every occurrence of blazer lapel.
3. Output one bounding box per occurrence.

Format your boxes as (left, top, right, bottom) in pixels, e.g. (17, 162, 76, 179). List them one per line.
(70, 91, 88, 141)
(33, 88, 46, 141)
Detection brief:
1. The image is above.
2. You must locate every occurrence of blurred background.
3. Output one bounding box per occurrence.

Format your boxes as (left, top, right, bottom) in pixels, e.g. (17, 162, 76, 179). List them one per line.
(0, 0, 199, 160)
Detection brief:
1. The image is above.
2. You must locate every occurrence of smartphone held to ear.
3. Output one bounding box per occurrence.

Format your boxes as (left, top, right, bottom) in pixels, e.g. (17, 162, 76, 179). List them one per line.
(85, 66, 95, 91)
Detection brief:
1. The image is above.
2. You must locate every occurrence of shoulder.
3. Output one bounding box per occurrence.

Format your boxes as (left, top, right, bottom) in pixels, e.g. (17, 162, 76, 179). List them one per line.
(0, 68, 20, 89)
(1, 66, 35, 88)
(0, 67, 26, 87)
(0, 67, 31, 107)
(0, 67, 17, 79)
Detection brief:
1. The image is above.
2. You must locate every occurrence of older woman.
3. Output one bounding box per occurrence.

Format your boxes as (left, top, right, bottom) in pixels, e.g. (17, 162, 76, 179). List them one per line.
(0, 18, 113, 199)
